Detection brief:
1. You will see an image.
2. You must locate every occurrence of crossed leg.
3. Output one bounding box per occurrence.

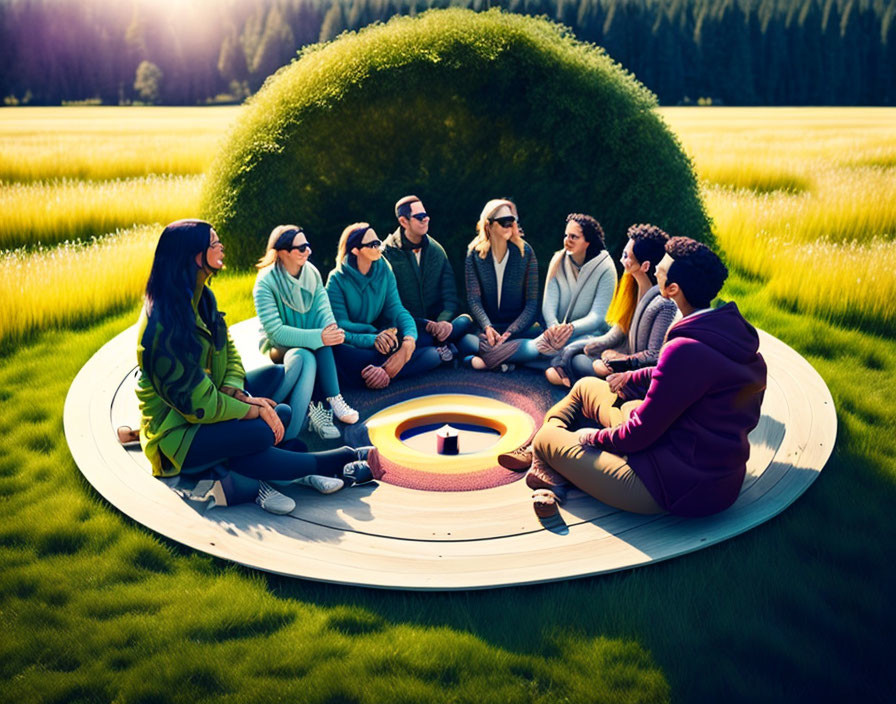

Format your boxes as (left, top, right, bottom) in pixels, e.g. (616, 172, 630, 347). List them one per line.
(531, 378, 663, 515)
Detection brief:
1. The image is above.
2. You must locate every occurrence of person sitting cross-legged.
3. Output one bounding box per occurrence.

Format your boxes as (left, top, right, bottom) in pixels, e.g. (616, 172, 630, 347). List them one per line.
(509, 213, 617, 370)
(381, 195, 472, 362)
(135, 220, 378, 516)
(459, 199, 541, 372)
(545, 223, 677, 386)
(508, 237, 767, 522)
(325, 223, 442, 389)
(253, 225, 359, 442)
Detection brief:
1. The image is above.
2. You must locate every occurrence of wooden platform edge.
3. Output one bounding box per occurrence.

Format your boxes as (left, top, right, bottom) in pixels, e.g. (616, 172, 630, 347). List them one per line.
(63, 323, 838, 591)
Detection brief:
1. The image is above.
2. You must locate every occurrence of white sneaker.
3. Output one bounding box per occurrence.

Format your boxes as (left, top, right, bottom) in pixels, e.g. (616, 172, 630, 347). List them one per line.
(327, 394, 359, 424)
(293, 474, 345, 494)
(307, 402, 341, 440)
(255, 482, 296, 515)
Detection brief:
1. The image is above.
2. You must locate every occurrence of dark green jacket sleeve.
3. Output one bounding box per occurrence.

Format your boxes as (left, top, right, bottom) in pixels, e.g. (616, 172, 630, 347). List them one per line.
(382, 265, 418, 340)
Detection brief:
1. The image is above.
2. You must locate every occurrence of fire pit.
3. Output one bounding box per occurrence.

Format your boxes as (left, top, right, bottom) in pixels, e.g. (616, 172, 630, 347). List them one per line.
(364, 394, 536, 491)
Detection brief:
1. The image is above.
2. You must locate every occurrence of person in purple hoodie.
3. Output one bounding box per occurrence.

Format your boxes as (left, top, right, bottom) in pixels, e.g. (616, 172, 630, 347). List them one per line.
(517, 237, 767, 522)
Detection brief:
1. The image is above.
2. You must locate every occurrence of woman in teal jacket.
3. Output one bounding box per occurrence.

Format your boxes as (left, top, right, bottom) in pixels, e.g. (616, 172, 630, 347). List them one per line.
(325, 223, 442, 389)
(254, 225, 359, 441)
(136, 220, 375, 511)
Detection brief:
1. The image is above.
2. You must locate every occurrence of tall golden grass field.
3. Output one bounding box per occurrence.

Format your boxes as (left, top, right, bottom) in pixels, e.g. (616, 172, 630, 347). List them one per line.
(0, 227, 157, 340)
(0, 105, 893, 347)
(661, 108, 896, 331)
(0, 106, 233, 181)
(0, 176, 202, 249)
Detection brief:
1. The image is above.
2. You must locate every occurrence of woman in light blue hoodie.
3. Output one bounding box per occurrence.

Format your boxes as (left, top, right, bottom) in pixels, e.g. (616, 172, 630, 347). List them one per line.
(509, 213, 617, 367)
(254, 225, 359, 441)
(325, 223, 442, 389)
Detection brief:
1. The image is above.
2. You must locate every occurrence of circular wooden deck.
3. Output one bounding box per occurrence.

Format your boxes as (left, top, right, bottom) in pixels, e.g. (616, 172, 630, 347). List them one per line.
(64, 318, 836, 590)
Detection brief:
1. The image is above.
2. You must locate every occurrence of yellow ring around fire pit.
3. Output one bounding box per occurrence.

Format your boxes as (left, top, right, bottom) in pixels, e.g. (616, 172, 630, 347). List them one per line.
(365, 394, 535, 475)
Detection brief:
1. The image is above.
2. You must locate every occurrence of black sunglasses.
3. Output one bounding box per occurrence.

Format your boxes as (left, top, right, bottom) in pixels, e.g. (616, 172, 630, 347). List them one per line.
(490, 216, 517, 228)
(284, 242, 311, 253)
(410, 212, 429, 222)
(358, 239, 382, 249)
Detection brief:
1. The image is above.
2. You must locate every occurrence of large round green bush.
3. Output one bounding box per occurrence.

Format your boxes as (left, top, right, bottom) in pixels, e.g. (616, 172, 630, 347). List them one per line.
(202, 8, 711, 275)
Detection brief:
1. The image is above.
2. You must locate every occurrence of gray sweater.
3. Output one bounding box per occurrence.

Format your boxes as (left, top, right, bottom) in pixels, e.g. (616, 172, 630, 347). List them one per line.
(542, 249, 616, 336)
(561, 285, 678, 369)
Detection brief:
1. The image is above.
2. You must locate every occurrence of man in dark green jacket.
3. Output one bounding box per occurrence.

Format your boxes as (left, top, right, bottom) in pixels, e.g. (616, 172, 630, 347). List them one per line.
(382, 195, 472, 359)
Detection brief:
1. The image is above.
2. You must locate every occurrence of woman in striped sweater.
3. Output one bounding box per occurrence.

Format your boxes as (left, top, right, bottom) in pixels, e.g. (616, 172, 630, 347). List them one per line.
(253, 225, 359, 441)
(546, 223, 678, 386)
(459, 199, 540, 371)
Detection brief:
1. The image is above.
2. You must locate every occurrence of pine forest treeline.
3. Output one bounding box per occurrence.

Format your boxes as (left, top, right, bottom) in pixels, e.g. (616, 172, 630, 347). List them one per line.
(1, 0, 894, 106)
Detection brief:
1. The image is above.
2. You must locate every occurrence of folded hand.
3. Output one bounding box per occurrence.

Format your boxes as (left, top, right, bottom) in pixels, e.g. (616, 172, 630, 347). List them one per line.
(583, 341, 603, 357)
(259, 404, 284, 444)
(321, 323, 345, 346)
(551, 323, 574, 348)
(428, 320, 452, 343)
(375, 328, 399, 354)
(607, 371, 631, 398)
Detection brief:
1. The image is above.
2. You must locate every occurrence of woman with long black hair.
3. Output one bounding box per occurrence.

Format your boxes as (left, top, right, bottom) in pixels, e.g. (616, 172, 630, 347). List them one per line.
(134, 220, 376, 513)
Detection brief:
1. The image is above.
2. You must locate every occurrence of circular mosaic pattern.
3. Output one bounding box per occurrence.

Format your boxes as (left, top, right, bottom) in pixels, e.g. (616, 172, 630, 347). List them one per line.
(336, 365, 567, 492)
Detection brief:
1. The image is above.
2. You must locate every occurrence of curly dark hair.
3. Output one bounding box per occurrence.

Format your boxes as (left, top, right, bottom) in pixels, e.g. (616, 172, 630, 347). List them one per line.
(664, 236, 728, 308)
(565, 213, 606, 261)
(626, 223, 670, 283)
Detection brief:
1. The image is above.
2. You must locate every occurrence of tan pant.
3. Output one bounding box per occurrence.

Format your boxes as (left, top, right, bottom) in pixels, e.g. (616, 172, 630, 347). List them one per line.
(532, 378, 663, 515)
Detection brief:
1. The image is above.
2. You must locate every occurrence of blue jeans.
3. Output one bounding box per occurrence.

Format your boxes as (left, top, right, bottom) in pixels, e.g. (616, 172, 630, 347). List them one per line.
(511, 331, 598, 369)
(182, 400, 357, 481)
(272, 346, 342, 439)
(332, 343, 442, 388)
(571, 353, 599, 380)
(414, 314, 473, 347)
(458, 323, 543, 360)
(507, 338, 550, 368)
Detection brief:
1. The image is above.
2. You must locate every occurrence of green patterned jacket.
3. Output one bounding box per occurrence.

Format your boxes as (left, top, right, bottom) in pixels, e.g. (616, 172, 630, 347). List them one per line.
(136, 282, 250, 477)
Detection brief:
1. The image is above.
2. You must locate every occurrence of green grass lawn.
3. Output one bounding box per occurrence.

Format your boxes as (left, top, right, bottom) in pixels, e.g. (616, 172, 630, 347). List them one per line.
(1, 107, 894, 703)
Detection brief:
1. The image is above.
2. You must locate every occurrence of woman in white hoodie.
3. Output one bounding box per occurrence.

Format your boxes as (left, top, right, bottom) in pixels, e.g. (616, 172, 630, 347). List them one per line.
(509, 213, 617, 367)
